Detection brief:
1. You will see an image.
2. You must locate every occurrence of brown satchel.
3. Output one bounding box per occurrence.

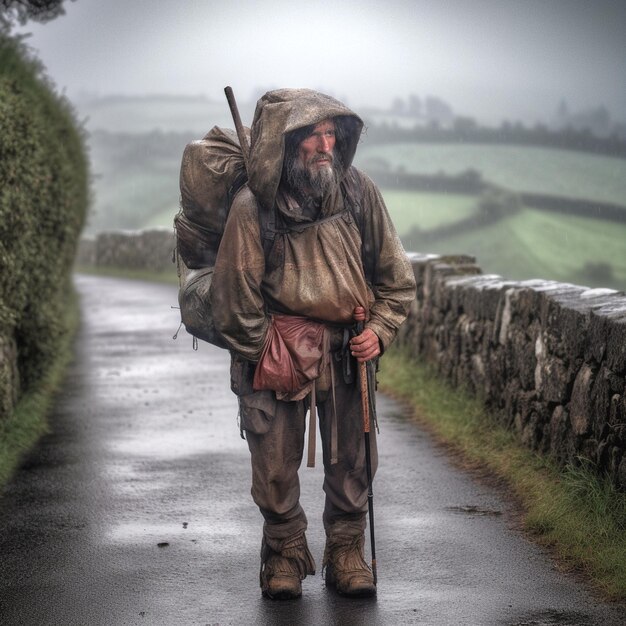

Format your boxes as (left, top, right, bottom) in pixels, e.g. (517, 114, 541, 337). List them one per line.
(253, 315, 329, 395)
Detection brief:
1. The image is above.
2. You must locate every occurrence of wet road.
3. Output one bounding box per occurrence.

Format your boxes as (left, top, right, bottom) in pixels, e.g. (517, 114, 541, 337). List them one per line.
(0, 274, 624, 626)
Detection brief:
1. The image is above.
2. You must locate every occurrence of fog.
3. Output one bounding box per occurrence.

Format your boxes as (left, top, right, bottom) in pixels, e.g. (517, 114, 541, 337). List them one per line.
(16, 0, 626, 126)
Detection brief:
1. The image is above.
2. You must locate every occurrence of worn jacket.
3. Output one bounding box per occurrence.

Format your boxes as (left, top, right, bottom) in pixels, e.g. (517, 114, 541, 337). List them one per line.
(210, 89, 416, 362)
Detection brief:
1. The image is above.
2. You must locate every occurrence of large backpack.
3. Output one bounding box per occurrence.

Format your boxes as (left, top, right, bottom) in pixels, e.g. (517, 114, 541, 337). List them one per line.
(174, 126, 249, 347)
(174, 126, 367, 349)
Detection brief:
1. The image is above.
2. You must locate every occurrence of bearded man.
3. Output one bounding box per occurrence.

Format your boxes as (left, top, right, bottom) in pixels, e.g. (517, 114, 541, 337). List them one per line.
(210, 89, 416, 599)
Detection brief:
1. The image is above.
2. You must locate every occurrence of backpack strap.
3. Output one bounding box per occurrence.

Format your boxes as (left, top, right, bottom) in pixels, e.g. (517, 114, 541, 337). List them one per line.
(340, 168, 374, 285)
(340, 167, 364, 235)
(257, 198, 277, 260)
(227, 170, 249, 208)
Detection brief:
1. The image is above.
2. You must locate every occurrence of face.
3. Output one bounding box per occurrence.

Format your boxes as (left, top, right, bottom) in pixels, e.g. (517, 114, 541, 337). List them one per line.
(297, 119, 336, 173)
(283, 119, 341, 198)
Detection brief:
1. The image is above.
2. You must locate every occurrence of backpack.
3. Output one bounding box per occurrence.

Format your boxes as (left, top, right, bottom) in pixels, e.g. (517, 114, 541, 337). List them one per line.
(176, 126, 248, 270)
(174, 126, 248, 348)
(174, 126, 367, 348)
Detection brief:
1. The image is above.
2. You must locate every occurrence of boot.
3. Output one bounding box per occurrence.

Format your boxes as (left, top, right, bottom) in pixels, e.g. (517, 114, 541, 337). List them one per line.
(323, 531, 376, 597)
(260, 532, 316, 600)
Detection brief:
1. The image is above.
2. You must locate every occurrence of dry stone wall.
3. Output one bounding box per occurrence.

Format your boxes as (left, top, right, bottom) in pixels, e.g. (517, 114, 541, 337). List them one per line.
(76, 229, 175, 272)
(398, 253, 626, 489)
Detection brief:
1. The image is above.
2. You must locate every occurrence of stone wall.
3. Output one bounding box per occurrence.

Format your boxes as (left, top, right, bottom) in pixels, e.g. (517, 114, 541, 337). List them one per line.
(76, 229, 175, 272)
(398, 253, 626, 489)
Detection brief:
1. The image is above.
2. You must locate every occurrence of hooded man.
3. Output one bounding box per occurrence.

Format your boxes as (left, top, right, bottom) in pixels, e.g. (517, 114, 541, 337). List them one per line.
(210, 88, 416, 599)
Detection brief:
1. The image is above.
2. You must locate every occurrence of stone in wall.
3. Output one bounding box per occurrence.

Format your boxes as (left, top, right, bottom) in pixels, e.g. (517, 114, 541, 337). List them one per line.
(570, 364, 594, 436)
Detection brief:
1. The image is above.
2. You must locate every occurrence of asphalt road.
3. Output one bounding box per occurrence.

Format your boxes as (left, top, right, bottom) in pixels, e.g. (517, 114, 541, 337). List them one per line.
(0, 274, 624, 626)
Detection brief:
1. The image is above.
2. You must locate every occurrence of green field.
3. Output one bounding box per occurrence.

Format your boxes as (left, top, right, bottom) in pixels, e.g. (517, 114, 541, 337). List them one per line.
(406, 206, 626, 291)
(380, 190, 479, 232)
(355, 143, 626, 206)
(88, 166, 179, 232)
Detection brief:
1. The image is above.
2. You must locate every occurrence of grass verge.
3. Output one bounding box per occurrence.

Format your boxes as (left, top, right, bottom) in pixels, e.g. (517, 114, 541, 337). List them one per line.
(0, 288, 81, 491)
(378, 348, 626, 602)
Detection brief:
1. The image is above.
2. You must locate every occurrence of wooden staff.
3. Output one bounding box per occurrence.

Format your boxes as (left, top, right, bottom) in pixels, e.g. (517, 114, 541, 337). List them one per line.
(354, 308, 377, 585)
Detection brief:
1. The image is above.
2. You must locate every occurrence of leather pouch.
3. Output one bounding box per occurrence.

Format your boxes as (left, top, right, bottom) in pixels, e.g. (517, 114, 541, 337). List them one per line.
(253, 315, 329, 394)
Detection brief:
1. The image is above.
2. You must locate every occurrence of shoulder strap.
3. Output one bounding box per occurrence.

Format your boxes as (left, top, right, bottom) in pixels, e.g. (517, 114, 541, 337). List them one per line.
(257, 198, 276, 260)
(340, 167, 364, 238)
(341, 168, 375, 284)
(227, 170, 248, 207)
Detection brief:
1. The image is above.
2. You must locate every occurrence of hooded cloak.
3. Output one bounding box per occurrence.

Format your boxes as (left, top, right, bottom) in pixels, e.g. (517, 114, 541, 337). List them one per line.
(210, 89, 416, 362)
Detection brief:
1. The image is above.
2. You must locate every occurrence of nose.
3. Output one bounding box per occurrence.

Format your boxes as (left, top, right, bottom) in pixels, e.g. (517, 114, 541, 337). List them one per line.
(318, 134, 331, 153)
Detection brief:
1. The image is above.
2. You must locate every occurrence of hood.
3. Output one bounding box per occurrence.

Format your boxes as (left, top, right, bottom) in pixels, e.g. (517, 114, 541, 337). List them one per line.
(247, 88, 363, 210)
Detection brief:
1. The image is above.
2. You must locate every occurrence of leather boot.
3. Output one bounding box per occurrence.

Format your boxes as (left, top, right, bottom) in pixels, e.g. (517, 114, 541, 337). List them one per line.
(260, 532, 316, 600)
(323, 530, 376, 597)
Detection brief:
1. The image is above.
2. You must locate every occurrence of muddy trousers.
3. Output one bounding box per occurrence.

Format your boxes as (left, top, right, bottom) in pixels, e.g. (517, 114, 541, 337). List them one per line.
(240, 376, 378, 545)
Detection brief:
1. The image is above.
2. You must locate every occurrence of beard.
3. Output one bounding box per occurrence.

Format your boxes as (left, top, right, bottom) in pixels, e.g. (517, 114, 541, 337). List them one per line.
(284, 151, 342, 199)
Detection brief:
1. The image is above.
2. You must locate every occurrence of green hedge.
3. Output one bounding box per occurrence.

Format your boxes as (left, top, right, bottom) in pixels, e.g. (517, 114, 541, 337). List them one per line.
(0, 33, 88, 395)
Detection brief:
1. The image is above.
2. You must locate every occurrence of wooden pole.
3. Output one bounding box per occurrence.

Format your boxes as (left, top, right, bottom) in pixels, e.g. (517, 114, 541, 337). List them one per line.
(224, 86, 250, 172)
(355, 316, 377, 585)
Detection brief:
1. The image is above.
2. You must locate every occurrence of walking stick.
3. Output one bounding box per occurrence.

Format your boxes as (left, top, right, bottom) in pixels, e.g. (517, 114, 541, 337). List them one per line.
(353, 308, 377, 585)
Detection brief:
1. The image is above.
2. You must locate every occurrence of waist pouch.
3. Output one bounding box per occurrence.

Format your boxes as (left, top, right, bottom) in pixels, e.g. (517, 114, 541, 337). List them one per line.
(253, 315, 330, 396)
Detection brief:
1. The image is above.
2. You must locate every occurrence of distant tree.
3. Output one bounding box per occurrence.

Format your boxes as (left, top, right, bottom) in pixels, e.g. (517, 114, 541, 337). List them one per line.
(459, 168, 483, 185)
(553, 101, 614, 138)
(453, 116, 478, 134)
(391, 96, 405, 114)
(478, 189, 521, 218)
(554, 99, 569, 128)
(571, 105, 612, 137)
(2, 1, 75, 30)
(614, 122, 626, 141)
(580, 261, 615, 288)
(425, 96, 453, 126)
(532, 122, 550, 142)
(408, 94, 422, 117)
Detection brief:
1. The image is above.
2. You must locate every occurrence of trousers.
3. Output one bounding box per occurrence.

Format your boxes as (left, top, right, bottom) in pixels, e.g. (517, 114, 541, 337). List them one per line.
(235, 357, 378, 543)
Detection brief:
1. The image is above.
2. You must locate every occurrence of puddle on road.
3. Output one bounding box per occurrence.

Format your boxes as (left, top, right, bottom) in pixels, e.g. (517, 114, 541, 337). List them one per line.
(504, 609, 594, 625)
(445, 505, 502, 516)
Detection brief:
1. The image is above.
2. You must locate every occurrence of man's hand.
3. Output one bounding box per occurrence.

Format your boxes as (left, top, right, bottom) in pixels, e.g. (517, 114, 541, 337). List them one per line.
(350, 327, 381, 363)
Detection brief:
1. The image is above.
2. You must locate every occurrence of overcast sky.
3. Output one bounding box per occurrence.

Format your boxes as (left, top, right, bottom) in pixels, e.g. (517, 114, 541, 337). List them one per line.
(15, 0, 626, 124)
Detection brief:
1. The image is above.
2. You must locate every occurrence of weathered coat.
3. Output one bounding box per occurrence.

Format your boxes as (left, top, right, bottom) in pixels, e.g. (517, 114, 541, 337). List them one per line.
(210, 89, 416, 362)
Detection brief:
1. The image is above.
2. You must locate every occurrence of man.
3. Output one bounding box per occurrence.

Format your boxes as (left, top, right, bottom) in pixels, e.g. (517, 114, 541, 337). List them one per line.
(210, 88, 416, 599)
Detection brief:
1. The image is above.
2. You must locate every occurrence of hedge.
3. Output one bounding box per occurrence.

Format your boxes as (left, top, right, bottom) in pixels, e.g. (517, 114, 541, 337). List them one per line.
(0, 32, 88, 408)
